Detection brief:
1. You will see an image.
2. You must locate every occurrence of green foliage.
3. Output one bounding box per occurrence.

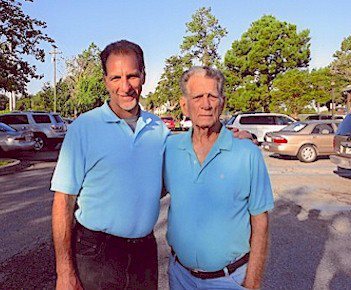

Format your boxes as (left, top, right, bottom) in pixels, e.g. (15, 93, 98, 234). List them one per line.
(0, 0, 54, 94)
(331, 35, 351, 83)
(146, 55, 191, 118)
(224, 15, 311, 112)
(271, 69, 313, 117)
(66, 43, 108, 114)
(181, 7, 227, 67)
(0, 94, 8, 110)
(148, 7, 227, 117)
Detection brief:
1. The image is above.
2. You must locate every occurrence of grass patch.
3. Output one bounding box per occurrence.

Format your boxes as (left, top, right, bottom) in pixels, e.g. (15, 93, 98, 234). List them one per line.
(0, 160, 13, 167)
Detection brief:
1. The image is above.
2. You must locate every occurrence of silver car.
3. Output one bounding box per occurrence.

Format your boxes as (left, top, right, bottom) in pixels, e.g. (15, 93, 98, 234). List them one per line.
(0, 111, 67, 151)
(0, 123, 35, 153)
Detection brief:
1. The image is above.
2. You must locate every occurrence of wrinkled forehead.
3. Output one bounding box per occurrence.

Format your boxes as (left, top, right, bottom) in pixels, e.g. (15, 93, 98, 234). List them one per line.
(186, 74, 221, 96)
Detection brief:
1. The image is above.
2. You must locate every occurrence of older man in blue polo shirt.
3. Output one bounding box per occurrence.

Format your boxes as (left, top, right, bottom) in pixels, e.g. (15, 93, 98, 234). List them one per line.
(51, 40, 169, 290)
(164, 67, 274, 289)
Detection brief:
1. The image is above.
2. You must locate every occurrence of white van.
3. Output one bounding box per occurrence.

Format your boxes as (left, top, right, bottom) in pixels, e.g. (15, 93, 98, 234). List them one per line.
(226, 112, 295, 143)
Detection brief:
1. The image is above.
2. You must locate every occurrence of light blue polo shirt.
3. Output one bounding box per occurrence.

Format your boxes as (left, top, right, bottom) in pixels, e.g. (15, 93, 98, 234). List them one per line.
(51, 102, 169, 238)
(165, 126, 274, 271)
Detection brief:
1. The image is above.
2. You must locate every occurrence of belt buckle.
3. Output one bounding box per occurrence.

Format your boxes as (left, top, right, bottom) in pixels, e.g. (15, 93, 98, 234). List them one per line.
(223, 266, 229, 277)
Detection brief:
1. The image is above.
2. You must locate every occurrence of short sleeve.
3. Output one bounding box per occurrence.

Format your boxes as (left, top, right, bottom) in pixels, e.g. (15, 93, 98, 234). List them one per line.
(50, 123, 86, 195)
(248, 147, 274, 215)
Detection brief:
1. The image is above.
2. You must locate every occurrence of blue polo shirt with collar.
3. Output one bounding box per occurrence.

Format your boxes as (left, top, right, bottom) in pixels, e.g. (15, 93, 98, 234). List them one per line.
(164, 126, 274, 271)
(51, 102, 169, 238)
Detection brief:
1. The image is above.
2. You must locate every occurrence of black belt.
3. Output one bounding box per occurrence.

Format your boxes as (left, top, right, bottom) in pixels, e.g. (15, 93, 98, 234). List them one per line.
(75, 221, 154, 245)
(171, 248, 249, 279)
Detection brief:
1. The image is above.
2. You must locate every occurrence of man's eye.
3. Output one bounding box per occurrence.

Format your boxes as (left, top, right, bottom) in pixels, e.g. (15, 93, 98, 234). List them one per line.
(209, 95, 219, 100)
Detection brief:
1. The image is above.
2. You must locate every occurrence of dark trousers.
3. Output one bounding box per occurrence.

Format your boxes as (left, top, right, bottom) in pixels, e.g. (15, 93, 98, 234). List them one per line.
(73, 222, 158, 290)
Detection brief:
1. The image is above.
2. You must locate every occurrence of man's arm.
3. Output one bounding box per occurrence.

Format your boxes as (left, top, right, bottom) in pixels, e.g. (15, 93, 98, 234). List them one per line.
(52, 192, 83, 290)
(243, 212, 269, 289)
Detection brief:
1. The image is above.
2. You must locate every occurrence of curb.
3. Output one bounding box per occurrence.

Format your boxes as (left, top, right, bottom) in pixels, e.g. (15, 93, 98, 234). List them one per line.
(0, 159, 22, 176)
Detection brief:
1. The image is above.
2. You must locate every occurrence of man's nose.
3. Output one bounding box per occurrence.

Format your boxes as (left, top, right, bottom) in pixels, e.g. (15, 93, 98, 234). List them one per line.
(121, 77, 132, 93)
(201, 96, 212, 109)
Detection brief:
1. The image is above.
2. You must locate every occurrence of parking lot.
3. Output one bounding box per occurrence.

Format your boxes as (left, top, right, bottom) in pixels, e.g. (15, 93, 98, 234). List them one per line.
(0, 149, 350, 289)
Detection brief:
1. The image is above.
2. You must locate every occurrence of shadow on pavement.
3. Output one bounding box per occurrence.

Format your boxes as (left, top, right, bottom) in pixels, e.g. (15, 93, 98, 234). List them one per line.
(0, 149, 59, 162)
(264, 198, 351, 289)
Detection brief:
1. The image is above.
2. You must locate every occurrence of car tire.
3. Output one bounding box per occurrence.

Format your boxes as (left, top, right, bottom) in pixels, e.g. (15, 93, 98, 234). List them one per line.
(297, 144, 317, 162)
(33, 134, 46, 151)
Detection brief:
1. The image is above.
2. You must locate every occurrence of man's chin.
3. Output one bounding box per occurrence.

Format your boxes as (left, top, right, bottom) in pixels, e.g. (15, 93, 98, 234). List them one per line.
(121, 101, 138, 112)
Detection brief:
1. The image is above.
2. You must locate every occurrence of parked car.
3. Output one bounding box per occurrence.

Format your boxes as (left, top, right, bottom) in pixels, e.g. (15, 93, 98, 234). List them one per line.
(263, 120, 341, 162)
(226, 112, 295, 143)
(161, 116, 176, 130)
(180, 116, 192, 131)
(330, 114, 351, 172)
(305, 114, 344, 121)
(0, 111, 67, 151)
(0, 122, 35, 153)
(63, 117, 74, 125)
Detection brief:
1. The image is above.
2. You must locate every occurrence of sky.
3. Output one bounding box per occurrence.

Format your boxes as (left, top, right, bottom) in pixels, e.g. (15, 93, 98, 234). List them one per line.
(23, 0, 351, 96)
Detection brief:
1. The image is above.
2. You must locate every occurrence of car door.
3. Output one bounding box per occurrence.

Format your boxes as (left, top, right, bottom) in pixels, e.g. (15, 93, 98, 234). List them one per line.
(311, 123, 335, 154)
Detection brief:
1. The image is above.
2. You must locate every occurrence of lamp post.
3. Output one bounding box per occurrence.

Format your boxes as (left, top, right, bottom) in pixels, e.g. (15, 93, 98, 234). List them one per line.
(331, 81, 335, 119)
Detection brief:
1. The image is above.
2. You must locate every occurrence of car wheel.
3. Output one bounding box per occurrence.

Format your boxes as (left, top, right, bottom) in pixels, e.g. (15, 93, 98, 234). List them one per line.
(297, 144, 317, 162)
(33, 135, 46, 151)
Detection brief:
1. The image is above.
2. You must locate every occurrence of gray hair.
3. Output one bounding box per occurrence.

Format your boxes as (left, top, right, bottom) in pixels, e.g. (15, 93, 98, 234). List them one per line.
(180, 66, 225, 97)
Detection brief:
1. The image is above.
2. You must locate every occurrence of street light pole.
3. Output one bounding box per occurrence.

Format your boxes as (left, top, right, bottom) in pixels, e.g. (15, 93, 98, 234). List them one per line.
(331, 81, 335, 119)
(49, 46, 61, 112)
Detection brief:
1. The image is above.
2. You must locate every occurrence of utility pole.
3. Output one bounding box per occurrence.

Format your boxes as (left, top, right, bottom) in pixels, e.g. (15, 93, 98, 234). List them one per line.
(49, 46, 61, 112)
(331, 81, 335, 119)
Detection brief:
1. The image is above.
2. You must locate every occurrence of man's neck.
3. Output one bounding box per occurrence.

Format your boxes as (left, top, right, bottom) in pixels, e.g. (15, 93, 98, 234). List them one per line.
(192, 122, 222, 165)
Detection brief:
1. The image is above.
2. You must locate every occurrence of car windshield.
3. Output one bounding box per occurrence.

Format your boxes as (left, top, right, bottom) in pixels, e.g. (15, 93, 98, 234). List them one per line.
(0, 123, 16, 132)
(53, 114, 64, 123)
(226, 115, 237, 125)
(336, 114, 351, 135)
(280, 122, 307, 132)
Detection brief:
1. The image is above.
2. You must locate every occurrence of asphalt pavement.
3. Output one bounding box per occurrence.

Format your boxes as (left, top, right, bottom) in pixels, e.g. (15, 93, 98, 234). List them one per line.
(0, 149, 350, 289)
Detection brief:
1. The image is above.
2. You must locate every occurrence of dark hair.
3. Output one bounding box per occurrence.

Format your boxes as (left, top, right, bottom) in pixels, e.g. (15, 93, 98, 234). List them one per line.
(100, 40, 145, 76)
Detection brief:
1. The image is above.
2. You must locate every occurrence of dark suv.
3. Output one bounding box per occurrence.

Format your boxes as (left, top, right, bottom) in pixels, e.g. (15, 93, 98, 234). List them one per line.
(330, 113, 351, 175)
(0, 111, 67, 151)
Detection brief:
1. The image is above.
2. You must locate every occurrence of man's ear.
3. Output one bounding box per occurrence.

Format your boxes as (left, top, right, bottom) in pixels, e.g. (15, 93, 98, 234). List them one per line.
(141, 71, 146, 85)
(220, 95, 226, 113)
(180, 96, 188, 116)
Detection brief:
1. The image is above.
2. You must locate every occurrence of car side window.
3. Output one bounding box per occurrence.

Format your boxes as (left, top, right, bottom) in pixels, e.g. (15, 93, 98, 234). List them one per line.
(32, 114, 51, 124)
(240, 116, 275, 125)
(276, 116, 293, 125)
(312, 124, 334, 134)
(0, 115, 29, 124)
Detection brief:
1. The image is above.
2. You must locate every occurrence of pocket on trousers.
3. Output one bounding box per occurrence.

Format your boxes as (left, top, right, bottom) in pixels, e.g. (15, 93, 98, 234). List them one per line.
(75, 238, 103, 257)
(229, 264, 248, 289)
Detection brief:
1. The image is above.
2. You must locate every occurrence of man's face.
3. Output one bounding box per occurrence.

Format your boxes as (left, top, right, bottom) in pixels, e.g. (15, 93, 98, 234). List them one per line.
(180, 74, 224, 129)
(104, 53, 145, 117)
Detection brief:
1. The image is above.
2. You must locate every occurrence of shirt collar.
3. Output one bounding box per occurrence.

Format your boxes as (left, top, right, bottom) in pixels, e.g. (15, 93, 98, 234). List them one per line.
(101, 101, 152, 126)
(178, 125, 233, 151)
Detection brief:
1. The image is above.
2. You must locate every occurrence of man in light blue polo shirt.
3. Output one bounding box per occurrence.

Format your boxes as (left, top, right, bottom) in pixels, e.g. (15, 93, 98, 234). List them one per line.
(164, 67, 274, 289)
(51, 40, 169, 290)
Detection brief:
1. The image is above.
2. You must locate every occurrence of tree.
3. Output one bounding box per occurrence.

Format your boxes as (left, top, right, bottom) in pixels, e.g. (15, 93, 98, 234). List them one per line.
(181, 7, 227, 67)
(0, 94, 8, 110)
(66, 43, 108, 114)
(146, 55, 191, 118)
(331, 35, 351, 83)
(224, 15, 311, 112)
(271, 69, 313, 117)
(0, 0, 54, 94)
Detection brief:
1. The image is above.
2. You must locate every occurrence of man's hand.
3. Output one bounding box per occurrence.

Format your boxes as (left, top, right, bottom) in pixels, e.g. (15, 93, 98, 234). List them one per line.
(232, 127, 259, 145)
(56, 271, 83, 290)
